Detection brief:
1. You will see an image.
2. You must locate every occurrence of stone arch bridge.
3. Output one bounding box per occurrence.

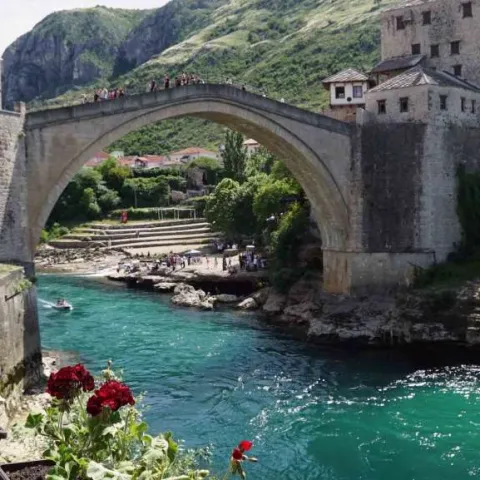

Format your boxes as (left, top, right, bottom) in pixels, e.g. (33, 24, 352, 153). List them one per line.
(0, 83, 467, 294)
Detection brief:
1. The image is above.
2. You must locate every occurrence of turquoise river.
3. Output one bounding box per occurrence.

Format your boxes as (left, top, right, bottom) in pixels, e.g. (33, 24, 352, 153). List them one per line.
(38, 275, 480, 479)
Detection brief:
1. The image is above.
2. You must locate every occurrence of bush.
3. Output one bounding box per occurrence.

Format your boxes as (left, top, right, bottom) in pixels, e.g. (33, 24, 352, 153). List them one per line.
(121, 177, 170, 208)
(184, 195, 211, 217)
(269, 203, 310, 291)
(269, 267, 305, 293)
(97, 188, 121, 212)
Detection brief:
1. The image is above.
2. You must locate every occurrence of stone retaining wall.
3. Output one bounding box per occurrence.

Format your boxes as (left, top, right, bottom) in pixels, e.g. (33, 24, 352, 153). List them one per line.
(0, 265, 41, 427)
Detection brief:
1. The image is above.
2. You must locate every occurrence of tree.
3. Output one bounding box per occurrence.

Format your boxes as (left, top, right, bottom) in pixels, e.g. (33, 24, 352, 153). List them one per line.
(205, 178, 241, 240)
(205, 175, 269, 241)
(97, 187, 121, 212)
(80, 188, 101, 219)
(253, 178, 301, 226)
(245, 147, 276, 176)
(121, 177, 170, 208)
(222, 130, 247, 183)
(96, 157, 132, 191)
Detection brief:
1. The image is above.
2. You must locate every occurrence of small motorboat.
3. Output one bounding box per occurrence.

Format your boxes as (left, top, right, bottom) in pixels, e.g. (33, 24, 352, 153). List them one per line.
(52, 300, 73, 311)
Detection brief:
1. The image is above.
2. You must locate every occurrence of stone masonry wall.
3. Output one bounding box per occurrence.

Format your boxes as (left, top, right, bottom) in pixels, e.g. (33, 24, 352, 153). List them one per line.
(0, 265, 41, 427)
(381, 0, 480, 84)
(358, 123, 426, 252)
(0, 107, 31, 267)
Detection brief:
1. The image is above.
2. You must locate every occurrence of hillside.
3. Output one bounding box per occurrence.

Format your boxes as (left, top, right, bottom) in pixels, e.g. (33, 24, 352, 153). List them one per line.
(2, 7, 150, 107)
(3, 0, 398, 153)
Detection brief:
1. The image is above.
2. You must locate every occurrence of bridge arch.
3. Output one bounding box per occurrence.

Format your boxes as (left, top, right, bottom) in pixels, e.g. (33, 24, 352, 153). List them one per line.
(25, 86, 353, 259)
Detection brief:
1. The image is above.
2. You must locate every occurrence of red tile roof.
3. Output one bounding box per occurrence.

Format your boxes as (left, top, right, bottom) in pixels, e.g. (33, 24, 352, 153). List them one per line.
(169, 147, 217, 156)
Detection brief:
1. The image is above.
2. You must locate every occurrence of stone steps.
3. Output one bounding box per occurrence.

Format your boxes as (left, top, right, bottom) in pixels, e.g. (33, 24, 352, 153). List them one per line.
(49, 218, 217, 251)
(88, 218, 207, 230)
(50, 233, 219, 250)
(65, 226, 212, 241)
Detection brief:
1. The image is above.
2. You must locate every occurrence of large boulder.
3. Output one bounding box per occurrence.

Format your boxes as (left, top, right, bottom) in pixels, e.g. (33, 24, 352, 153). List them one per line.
(214, 294, 239, 303)
(237, 297, 258, 310)
(171, 283, 213, 309)
(262, 291, 287, 315)
(154, 282, 177, 292)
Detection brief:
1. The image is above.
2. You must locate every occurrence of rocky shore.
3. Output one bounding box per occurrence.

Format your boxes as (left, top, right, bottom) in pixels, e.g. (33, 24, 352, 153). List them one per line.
(35, 247, 480, 349)
(0, 353, 63, 464)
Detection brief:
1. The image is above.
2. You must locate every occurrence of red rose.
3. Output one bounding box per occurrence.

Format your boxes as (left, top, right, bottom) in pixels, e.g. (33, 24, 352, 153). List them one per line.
(232, 448, 243, 461)
(238, 440, 253, 452)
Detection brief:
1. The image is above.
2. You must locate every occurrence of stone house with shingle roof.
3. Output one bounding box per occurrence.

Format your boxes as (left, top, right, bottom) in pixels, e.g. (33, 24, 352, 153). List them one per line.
(363, 65, 480, 126)
(321, 68, 370, 122)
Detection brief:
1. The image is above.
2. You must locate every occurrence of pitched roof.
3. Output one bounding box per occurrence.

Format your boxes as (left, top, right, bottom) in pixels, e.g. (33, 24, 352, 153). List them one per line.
(371, 54, 425, 74)
(322, 68, 369, 84)
(383, 0, 439, 13)
(243, 138, 259, 145)
(170, 147, 217, 156)
(368, 65, 480, 93)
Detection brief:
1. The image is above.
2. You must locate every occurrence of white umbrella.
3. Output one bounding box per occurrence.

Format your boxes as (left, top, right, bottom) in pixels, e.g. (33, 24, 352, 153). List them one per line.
(185, 249, 201, 255)
(246, 245, 255, 249)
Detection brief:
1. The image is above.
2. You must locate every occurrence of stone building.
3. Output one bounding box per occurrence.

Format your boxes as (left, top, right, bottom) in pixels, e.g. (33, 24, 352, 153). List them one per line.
(243, 138, 261, 156)
(378, 0, 480, 85)
(321, 68, 370, 122)
(363, 65, 480, 125)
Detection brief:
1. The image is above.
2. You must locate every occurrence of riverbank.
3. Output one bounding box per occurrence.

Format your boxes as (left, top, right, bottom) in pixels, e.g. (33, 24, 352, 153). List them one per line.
(0, 351, 76, 464)
(35, 247, 480, 349)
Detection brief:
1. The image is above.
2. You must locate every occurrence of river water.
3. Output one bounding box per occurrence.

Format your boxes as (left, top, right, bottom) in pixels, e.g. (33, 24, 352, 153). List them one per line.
(37, 275, 480, 479)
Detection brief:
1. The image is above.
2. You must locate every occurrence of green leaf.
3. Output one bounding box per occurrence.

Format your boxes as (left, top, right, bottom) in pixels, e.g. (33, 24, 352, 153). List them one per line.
(25, 412, 44, 428)
(87, 461, 132, 480)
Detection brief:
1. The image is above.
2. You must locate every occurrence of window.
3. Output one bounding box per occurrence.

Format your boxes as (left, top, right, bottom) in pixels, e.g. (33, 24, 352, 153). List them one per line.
(451, 41, 460, 55)
(352, 85, 363, 98)
(440, 95, 448, 110)
(462, 2, 473, 18)
(335, 86, 345, 99)
(453, 64, 463, 76)
(396, 16, 405, 30)
(461, 97, 466, 112)
(377, 100, 387, 114)
(422, 11, 431, 24)
(472, 99, 477, 113)
(400, 97, 409, 113)
(430, 44, 440, 57)
(412, 43, 421, 55)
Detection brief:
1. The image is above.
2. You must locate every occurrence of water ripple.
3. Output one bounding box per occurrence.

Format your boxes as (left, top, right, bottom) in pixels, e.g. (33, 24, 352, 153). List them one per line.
(38, 275, 480, 480)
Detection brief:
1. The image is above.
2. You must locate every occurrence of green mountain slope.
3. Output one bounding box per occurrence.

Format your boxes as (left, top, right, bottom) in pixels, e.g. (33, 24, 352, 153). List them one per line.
(5, 0, 399, 154)
(2, 6, 150, 107)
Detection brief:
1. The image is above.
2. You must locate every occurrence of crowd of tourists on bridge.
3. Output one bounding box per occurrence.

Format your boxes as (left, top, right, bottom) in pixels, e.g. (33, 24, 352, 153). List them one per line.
(148, 72, 204, 92)
(82, 74, 281, 105)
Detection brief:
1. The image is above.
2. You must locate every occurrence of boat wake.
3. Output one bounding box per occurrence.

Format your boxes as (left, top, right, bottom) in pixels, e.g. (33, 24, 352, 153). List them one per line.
(39, 299, 56, 309)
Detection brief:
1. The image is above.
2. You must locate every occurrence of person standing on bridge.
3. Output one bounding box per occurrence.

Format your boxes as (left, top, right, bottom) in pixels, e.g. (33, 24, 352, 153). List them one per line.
(164, 75, 170, 89)
(150, 80, 156, 92)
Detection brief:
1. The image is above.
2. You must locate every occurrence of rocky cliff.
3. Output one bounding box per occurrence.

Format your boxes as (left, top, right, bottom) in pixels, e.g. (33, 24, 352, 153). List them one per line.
(2, 7, 148, 107)
(113, 0, 229, 76)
